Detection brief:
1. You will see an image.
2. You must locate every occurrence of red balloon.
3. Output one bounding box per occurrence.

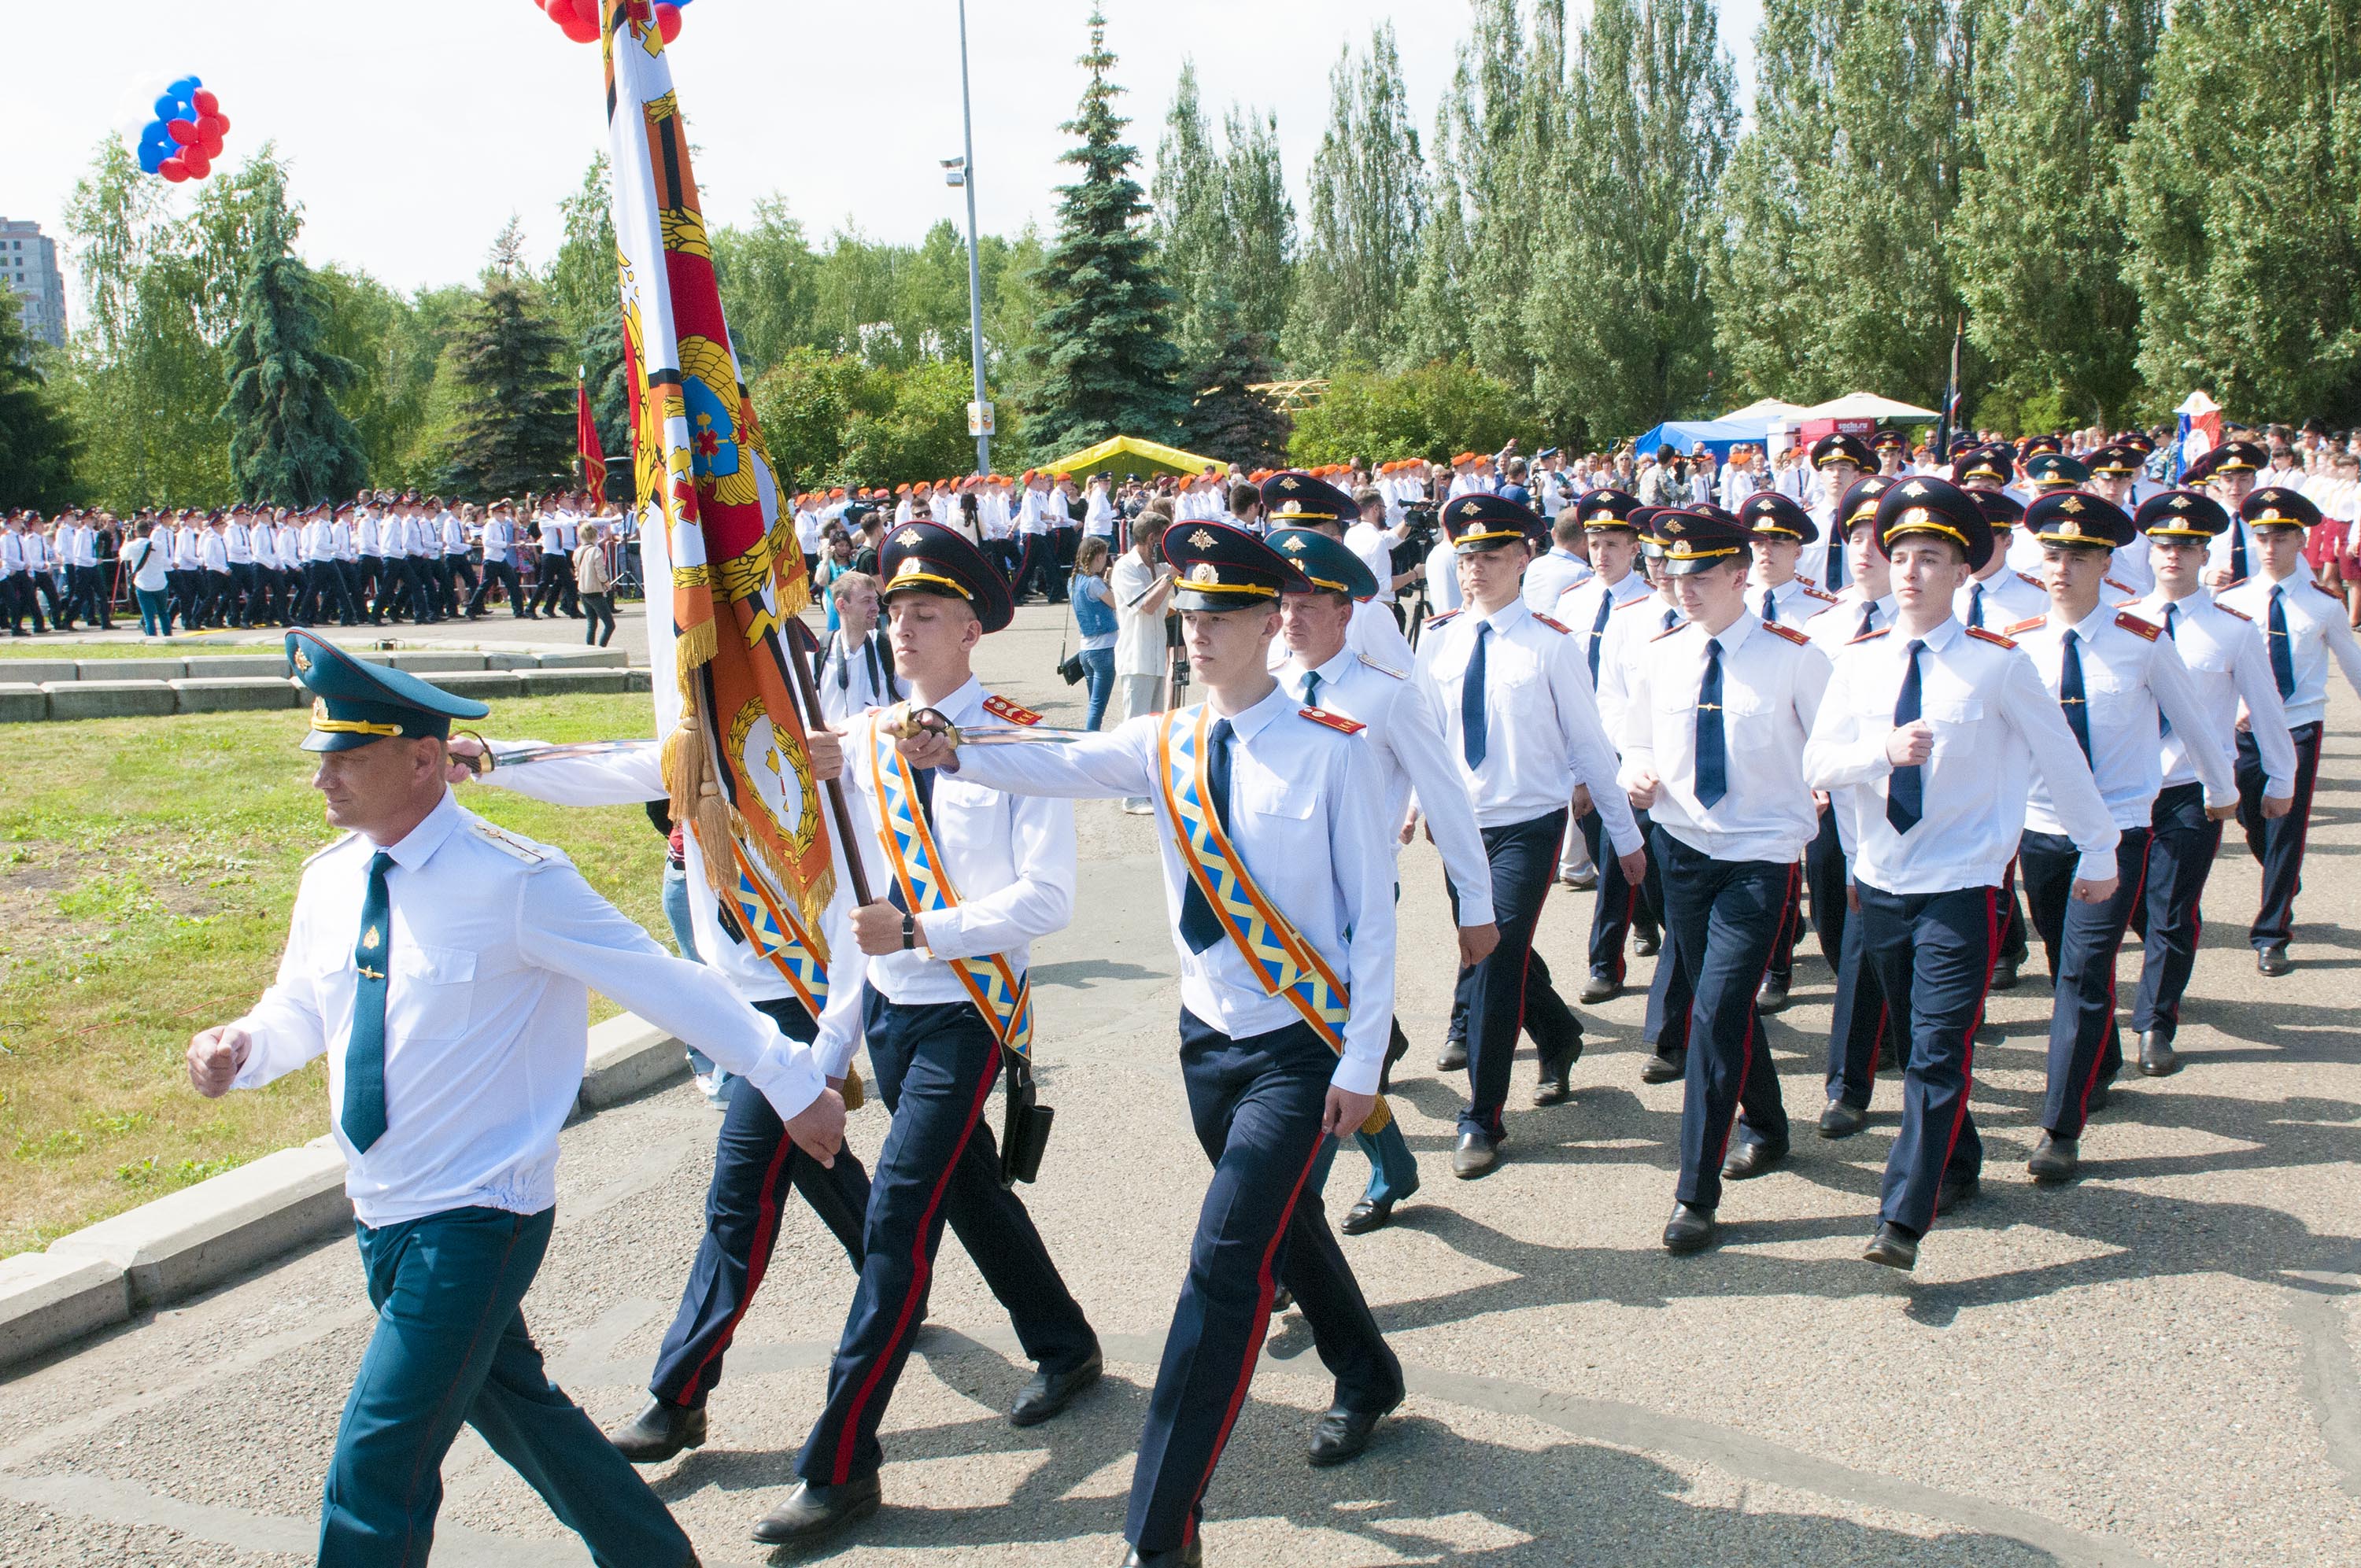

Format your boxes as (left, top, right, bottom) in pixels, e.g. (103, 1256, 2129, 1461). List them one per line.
(168, 117, 199, 146)
(159, 157, 190, 183)
(570, 0, 600, 26)
(196, 113, 223, 138)
(557, 6, 599, 41)
(191, 87, 219, 116)
(656, 2, 680, 42)
(212, 111, 231, 134)
(182, 151, 211, 179)
(200, 135, 224, 160)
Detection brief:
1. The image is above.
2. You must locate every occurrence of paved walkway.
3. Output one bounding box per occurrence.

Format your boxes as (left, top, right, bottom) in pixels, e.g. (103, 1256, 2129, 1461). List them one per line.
(4, 605, 2357, 1566)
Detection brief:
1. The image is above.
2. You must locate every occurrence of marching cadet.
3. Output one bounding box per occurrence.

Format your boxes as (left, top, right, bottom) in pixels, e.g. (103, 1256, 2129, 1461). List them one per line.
(1616, 508, 1831, 1254)
(1954, 493, 2047, 629)
(2003, 491, 2234, 1186)
(1805, 434, 1875, 590)
(2189, 439, 2269, 588)
(2218, 486, 2361, 975)
(1739, 490, 1838, 628)
(442, 732, 879, 1468)
(1803, 478, 2119, 1269)
(2122, 490, 2296, 1072)
(1267, 520, 1500, 1233)
(186, 632, 850, 1567)
(755, 519, 1102, 1548)
(1417, 493, 1645, 1175)
(2086, 445, 2157, 596)
(1258, 471, 1417, 671)
(899, 519, 1409, 1566)
(1550, 489, 1659, 1002)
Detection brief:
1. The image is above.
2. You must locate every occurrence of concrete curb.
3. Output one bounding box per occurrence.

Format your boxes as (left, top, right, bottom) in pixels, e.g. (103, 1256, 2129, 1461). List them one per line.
(0, 663, 654, 722)
(0, 1015, 689, 1371)
(169, 676, 304, 714)
(44, 680, 176, 721)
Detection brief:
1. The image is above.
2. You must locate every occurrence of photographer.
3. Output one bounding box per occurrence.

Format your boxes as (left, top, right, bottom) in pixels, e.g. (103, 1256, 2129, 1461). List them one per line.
(1347, 487, 1423, 629)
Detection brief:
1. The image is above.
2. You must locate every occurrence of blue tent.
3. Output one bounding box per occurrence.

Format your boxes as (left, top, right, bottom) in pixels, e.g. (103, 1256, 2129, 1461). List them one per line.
(1628, 417, 1773, 461)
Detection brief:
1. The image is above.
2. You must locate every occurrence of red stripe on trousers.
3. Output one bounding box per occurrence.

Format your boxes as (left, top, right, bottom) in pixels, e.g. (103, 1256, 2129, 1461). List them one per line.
(677, 1123, 800, 1405)
(2078, 843, 2148, 1117)
(1933, 888, 1999, 1216)
(1716, 861, 1800, 1169)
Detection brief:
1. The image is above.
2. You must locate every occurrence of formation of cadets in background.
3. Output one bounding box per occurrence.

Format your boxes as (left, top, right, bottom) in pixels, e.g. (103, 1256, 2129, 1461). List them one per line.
(0, 489, 630, 636)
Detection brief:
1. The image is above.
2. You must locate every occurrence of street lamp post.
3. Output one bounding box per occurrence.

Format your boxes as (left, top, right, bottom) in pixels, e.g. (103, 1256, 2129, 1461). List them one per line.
(948, 0, 991, 477)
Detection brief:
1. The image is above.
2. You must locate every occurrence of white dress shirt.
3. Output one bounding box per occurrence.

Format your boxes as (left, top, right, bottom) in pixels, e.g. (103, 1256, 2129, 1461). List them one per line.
(2126, 588, 2297, 797)
(1620, 613, 1832, 864)
(2218, 570, 2361, 730)
(275, 526, 303, 571)
(1593, 590, 1687, 742)
(1804, 615, 2119, 893)
(1954, 566, 2046, 630)
(836, 678, 1076, 1006)
(818, 626, 900, 725)
(1805, 589, 1895, 657)
(224, 521, 254, 566)
(1554, 570, 1656, 695)
(1423, 537, 1462, 614)
(230, 791, 824, 1227)
(2008, 604, 2234, 831)
(1343, 521, 1399, 604)
(198, 529, 229, 573)
(1278, 645, 1495, 926)
(1521, 545, 1594, 611)
(1750, 575, 1840, 627)
(944, 681, 1395, 1093)
(1413, 596, 1642, 850)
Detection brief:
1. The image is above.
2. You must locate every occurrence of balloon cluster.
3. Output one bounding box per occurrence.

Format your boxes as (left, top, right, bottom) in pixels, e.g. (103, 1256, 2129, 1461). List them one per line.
(138, 76, 231, 183)
(536, 0, 693, 45)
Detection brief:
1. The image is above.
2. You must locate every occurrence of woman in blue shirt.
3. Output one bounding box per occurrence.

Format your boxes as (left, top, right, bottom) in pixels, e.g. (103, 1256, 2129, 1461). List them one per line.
(1070, 537, 1120, 729)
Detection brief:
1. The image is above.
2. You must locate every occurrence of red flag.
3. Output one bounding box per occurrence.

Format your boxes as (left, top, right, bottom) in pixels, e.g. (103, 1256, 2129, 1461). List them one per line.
(575, 370, 608, 500)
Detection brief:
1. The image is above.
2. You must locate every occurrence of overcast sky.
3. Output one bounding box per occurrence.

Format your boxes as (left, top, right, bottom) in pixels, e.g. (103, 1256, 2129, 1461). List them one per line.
(7, 1, 1761, 308)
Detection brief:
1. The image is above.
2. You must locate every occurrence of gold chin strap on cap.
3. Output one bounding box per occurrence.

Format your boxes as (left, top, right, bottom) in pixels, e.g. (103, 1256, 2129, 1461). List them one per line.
(309, 699, 404, 737)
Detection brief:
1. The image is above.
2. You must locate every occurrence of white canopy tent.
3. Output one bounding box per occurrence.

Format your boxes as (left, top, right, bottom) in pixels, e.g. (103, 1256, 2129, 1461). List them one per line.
(1795, 392, 1941, 422)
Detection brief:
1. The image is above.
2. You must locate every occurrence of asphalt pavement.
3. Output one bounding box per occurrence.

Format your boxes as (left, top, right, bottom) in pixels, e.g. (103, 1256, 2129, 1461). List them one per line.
(4, 600, 2356, 1566)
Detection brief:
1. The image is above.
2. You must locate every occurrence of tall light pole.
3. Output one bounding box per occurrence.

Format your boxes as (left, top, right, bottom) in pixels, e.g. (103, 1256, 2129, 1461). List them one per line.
(946, 0, 992, 476)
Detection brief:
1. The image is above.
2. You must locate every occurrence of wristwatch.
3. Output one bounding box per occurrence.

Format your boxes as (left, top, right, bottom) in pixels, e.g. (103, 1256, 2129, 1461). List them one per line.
(900, 911, 918, 950)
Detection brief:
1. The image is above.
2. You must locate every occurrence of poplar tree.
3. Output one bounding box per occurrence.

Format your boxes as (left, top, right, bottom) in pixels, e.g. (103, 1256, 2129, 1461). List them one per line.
(1022, 9, 1187, 453)
(1152, 61, 1227, 367)
(1284, 25, 1428, 369)
(217, 186, 369, 506)
(1217, 105, 1296, 345)
(1398, 113, 1473, 370)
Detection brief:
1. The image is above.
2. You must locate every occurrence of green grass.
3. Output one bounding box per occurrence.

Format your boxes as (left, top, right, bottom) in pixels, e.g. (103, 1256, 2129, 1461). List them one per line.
(0, 694, 669, 1257)
(0, 636, 299, 659)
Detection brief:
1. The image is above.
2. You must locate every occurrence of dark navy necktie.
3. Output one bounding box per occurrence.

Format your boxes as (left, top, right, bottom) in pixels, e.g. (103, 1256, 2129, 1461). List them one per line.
(1588, 592, 1613, 681)
(1301, 670, 1321, 709)
(1968, 581, 1985, 628)
(1179, 718, 1236, 954)
(2160, 604, 2178, 736)
(1761, 590, 1778, 625)
(1662, 607, 1679, 633)
(2230, 522, 2249, 582)
(2269, 585, 2296, 699)
(1858, 602, 1878, 640)
(1695, 637, 1728, 807)
(1827, 534, 1850, 592)
(342, 851, 394, 1153)
(1886, 639, 1926, 833)
(2060, 628, 2093, 762)
(1461, 625, 1491, 769)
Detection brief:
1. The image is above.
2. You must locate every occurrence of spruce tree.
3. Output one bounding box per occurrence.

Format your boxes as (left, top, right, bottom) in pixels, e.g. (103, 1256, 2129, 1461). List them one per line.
(216, 190, 369, 506)
(0, 304, 79, 510)
(1020, 9, 1187, 456)
(437, 231, 575, 496)
(579, 312, 630, 503)
(1181, 318, 1291, 467)
(1284, 27, 1428, 370)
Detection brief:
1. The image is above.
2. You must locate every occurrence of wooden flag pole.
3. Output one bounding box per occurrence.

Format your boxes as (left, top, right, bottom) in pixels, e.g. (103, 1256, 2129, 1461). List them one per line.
(781, 616, 875, 907)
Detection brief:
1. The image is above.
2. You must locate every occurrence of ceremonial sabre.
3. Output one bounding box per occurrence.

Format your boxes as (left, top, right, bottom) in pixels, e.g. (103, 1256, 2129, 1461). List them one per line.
(881, 705, 1093, 747)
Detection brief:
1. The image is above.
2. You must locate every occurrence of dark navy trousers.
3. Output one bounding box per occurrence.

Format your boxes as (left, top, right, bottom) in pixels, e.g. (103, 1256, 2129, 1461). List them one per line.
(1821, 871, 1898, 1111)
(796, 991, 1096, 1486)
(2132, 782, 2222, 1039)
(1451, 809, 1580, 1137)
(1857, 883, 1998, 1236)
(1129, 1012, 1402, 1556)
(2023, 828, 2152, 1140)
(2238, 721, 2323, 946)
(645, 997, 872, 1411)
(1657, 830, 1794, 1212)
(1579, 805, 1658, 983)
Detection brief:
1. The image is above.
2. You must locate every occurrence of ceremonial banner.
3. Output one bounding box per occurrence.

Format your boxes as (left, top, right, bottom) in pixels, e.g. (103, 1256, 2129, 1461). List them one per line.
(600, 1, 833, 934)
(2174, 391, 2222, 484)
(575, 370, 608, 500)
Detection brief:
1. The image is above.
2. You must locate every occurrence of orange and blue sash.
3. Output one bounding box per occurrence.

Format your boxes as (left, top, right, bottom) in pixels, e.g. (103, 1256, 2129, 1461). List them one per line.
(727, 842, 829, 1018)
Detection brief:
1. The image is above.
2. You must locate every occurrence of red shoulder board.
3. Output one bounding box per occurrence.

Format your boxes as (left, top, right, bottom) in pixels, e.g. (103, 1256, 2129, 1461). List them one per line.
(2104, 576, 2134, 594)
(1615, 594, 1657, 612)
(2015, 571, 2043, 588)
(2314, 579, 2342, 598)
(1763, 622, 1812, 646)
(1965, 625, 2018, 648)
(1424, 608, 1461, 628)
(1532, 613, 1572, 635)
(2115, 611, 2161, 641)
(1801, 584, 1839, 602)
(1848, 627, 1890, 645)
(2004, 615, 2048, 635)
(982, 694, 1042, 726)
(1299, 707, 1366, 736)
(1650, 622, 1685, 641)
(2217, 603, 2254, 622)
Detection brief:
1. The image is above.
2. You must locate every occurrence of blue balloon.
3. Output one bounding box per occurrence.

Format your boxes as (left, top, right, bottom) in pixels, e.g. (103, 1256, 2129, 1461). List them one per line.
(168, 75, 201, 97)
(153, 93, 183, 120)
(140, 128, 173, 155)
(138, 143, 168, 174)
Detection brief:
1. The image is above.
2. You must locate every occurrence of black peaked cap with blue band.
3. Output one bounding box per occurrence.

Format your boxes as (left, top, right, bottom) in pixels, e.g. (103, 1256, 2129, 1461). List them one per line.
(2025, 490, 2135, 550)
(1441, 493, 1543, 554)
(2024, 452, 2091, 489)
(880, 518, 1014, 633)
(1259, 470, 1355, 527)
(1739, 490, 1819, 544)
(1162, 519, 1310, 611)
(286, 629, 490, 754)
(1650, 509, 1753, 577)
(2135, 489, 2228, 540)
(1873, 475, 1995, 570)
(1268, 526, 1379, 600)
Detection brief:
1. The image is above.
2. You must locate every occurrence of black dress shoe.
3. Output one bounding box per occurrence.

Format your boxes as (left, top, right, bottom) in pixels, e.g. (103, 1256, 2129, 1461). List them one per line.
(1307, 1398, 1397, 1466)
(1120, 1540, 1204, 1566)
(1720, 1140, 1788, 1181)
(2257, 943, 2293, 976)
(1934, 1173, 1979, 1216)
(1989, 956, 2020, 991)
(1342, 1196, 1395, 1234)
(1662, 1202, 1717, 1254)
(1863, 1222, 1919, 1271)
(750, 1475, 882, 1544)
(1010, 1349, 1103, 1427)
(1755, 976, 1791, 1014)
(1818, 1098, 1868, 1138)
(1271, 1284, 1295, 1312)
(2027, 1132, 2080, 1185)
(1640, 1049, 1686, 1084)
(1436, 1039, 1468, 1072)
(2138, 1029, 2181, 1077)
(1634, 928, 1661, 957)
(1579, 972, 1621, 1004)
(1452, 1130, 1503, 1179)
(1533, 1035, 1581, 1105)
(607, 1396, 705, 1463)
